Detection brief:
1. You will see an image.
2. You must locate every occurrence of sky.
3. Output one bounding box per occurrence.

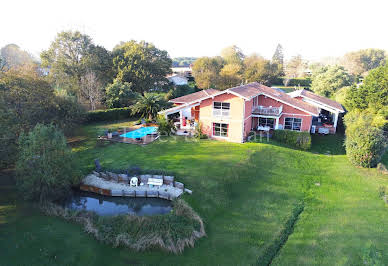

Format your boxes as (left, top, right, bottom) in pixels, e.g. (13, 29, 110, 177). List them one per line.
(1, 0, 387, 61)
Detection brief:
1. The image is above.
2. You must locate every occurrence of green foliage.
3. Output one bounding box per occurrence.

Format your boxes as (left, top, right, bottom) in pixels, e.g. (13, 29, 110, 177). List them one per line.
(172, 57, 197, 67)
(42, 199, 205, 253)
(272, 44, 285, 76)
(258, 201, 304, 266)
(105, 80, 137, 108)
(345, 65, 388, 110)
(244, 54, 279, 86)
(285, 55, 307, 78)
(311, 65, 353, 97)
(194, 122, 208, 139)
(0, 69, 84, 168)
(344, 111, 387, 168)
(16, 124, 80, 203)
(342, 48, 386, 76)
(361, 241, 384, 266)
(165, 84, 198, 100)
(272, 130, 312, 150)
(112, 40, 172, 94)
(157, 115, 176, 136)
(220, 45, 244, 65)
(131, 93, 169, 120)
(0, 43, 36, 70)
(86, 107, 133, 122)
(192, 56, 224, 89)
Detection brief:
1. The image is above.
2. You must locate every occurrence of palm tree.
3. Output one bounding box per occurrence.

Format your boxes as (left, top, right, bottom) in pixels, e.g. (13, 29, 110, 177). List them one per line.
(131, 93, 167, 120)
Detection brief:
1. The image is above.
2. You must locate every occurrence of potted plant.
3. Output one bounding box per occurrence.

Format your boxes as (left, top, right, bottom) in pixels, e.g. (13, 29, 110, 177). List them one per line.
(107, 129, 113, 139)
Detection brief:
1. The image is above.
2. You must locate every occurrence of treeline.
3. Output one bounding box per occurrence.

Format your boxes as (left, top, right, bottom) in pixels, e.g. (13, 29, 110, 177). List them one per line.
(172, 57, 197, 67)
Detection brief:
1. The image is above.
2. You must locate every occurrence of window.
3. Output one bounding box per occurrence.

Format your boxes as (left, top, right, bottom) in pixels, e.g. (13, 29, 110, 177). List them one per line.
(213, 102, 230, 117)
(259, 117, 275, 129)
(284, 118, 302, 131)
(213, 123, 228, 137)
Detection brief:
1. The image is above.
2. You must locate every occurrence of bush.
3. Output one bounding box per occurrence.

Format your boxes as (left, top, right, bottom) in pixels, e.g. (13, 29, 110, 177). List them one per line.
(42, 199, 206, 253)
(157, 115, 176, 136)
(16, 124, 81, 203)
(344, 111, 387, 168)
(194, 122, 208, 139)
(272, 130, 311, 150)
(86, 107, 133, 122)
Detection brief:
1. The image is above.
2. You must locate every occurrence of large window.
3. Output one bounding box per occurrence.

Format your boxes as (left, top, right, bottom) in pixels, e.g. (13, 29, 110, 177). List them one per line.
(213, 123, 228, 137)
(213, 102, 230, 117)
(258, 117, 275, 129)
(284, 118, 302, 131)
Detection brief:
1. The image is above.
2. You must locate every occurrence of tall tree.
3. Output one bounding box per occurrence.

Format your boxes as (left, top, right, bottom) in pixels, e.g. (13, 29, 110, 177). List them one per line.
(80, 71, 102, 110)
(112, 40, 172, 94)
(341, 49, 386, 76)
(219, 63, 243, 89)
(272, 44, 284, 76)
(192, 56, 224, 89)
(311, 65, 352, 97)
(285, 55, 307, 78)
(0, 44, 36, 70)
(41, 31, 94, 96)
(105, 80, 137, 108)
(243, 54, 278, 86)
(220, 45, 245, 65)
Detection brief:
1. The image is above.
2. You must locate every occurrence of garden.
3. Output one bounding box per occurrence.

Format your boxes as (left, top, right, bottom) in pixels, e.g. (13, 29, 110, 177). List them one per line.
(1, 119, 388, 265)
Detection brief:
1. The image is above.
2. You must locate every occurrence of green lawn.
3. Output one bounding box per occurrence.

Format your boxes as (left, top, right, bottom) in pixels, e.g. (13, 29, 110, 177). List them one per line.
(1, 120, 388, 265)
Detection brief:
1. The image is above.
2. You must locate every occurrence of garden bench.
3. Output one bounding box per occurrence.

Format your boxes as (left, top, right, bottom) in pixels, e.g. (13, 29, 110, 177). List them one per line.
(147, 178, 163, 187)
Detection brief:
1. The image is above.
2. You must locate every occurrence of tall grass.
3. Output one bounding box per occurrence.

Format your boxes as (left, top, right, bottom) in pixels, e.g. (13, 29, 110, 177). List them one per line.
(41, 199, 205, 254)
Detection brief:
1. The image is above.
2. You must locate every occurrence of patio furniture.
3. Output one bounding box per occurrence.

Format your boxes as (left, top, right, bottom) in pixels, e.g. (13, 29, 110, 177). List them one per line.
(257, 126, 270, 131)
(130, 177, 138, 187)
(148, 178, 163, 188)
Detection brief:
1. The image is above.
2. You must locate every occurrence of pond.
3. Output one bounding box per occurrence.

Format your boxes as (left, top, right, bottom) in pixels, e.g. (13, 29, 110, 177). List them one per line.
(63, 190, 173, 216)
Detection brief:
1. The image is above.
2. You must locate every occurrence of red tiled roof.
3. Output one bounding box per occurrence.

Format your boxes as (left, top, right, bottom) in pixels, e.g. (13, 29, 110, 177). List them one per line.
(229, 83, 320, 116)
(169, 89, 220, 104)
(294, 89, 345, 112)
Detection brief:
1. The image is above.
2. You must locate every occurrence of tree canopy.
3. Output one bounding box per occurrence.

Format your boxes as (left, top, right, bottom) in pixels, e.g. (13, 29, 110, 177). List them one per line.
(311, 65, 352, 97)
(243, 54, 278, 86)
(130, 93, 168, 120)
(105, 80, 137, 108)
(345, 65, 388, 110)
(272, 44, 284, 76)
(192, 56, 224, 89)
(112, 40, 172, 94)
(341, 49, 386, 76)
(285, 55, 307, 78)
(0, 44, 36, 70)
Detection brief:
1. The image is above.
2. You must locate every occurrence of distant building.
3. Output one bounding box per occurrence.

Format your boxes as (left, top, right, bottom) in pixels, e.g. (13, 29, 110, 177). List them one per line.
(167, 74, 189, 86)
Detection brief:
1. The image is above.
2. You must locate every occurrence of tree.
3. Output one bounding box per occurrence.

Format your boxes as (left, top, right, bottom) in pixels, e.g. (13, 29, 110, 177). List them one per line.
(272, 44, 284, 76)
(344, 110, 387, 168)
(341, 49, 386, 76)
(345, 65, 388, 110)
(192, 56, 224, 89)
(220, 45, 244, 65)
(16, 124, 80, 203)
(112, 40, 172, 94)
(0, 68, 84, 168)
(0, 44, 36, 71)
(41, 31, 96, 96)
(131, 93, 168, 120)
(311, 65, 352, 97)
(219, 63, 243, 89)
(82, 45, 114, 86)
(80, 71, 102, 110)
(105, 80, 137, 108)
(285, 55, 307, 78)
(243, 54, 278, 86)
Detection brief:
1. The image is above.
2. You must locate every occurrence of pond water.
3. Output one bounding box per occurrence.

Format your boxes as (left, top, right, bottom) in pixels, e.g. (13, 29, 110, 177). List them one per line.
(63, 191, 172, 216)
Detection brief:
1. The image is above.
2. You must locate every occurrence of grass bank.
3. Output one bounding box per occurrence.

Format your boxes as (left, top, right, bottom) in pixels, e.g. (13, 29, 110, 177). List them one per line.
(1, 120, 388, 265)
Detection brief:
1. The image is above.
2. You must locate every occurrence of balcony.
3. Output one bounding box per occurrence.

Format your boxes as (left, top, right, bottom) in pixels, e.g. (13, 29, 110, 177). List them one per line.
(252, 105, 282, 116)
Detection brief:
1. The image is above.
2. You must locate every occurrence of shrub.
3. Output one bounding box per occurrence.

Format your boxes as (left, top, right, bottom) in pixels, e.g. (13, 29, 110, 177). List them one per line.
(86, 107, 133, 122)
(157, 115, 176, 136)
(16, 124, 81, 203)
(194, 122, 208, 139)
(361, 241, 384, 266)
(272, 130, 311, 150)
(344, 111, 387, 168)
(272, 77, 312, 87)
(42, 199, 206, 253)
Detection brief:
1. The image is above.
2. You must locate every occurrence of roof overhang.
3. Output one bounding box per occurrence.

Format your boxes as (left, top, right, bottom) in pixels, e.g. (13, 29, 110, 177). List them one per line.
(158, 102, 200, 116)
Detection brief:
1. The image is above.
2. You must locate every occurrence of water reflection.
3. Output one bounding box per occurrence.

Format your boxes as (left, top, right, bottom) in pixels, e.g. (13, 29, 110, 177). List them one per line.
(63, 190, 172, 216)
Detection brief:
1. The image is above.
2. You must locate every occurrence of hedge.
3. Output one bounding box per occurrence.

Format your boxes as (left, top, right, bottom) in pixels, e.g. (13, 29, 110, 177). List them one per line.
(86, 108, 133, 123)
(272, 130, 311, 150)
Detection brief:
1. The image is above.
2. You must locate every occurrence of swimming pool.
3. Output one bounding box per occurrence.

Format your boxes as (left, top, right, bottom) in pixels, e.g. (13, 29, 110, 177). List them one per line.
(120, 126, 158, 139)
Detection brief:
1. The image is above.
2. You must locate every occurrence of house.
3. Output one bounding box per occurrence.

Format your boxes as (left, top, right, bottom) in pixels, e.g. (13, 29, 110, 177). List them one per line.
(160, 82, 345, 143)
(167, 74, 189, 86)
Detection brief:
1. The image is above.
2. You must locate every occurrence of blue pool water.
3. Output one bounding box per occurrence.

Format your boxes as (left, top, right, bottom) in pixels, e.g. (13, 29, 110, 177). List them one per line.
(120, 126, 158, 139)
